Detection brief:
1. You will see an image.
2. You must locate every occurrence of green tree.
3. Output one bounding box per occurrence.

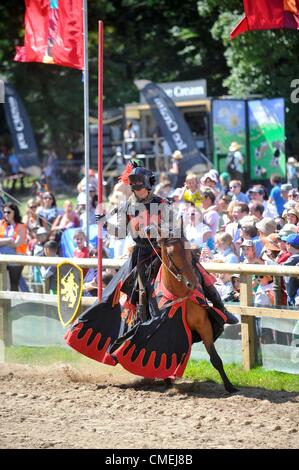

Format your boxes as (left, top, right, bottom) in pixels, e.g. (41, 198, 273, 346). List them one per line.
(1, 1, 229, 158)
(198, 0, 299, 153)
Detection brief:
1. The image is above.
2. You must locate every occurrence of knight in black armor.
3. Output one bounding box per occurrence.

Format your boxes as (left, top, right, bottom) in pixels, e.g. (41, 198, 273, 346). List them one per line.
(65, 164, 238, 379)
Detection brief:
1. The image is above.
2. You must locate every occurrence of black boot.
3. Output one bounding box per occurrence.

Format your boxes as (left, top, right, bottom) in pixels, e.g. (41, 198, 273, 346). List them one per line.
(223, 307, 239, 325)
(204, 284, 239, 325)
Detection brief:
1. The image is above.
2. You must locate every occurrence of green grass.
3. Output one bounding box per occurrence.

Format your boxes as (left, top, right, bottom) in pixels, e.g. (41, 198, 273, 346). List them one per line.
(185, 359, 299, 393)
(5, 345, 91, 366)
(5, 346, 299, 392)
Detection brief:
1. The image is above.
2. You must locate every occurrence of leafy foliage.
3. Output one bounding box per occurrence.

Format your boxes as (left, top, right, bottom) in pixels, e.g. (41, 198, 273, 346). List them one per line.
(1, 1, 299, 155)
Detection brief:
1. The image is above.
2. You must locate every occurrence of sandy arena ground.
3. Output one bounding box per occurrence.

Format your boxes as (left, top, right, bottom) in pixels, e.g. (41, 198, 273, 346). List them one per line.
(0, 362, 298, 449)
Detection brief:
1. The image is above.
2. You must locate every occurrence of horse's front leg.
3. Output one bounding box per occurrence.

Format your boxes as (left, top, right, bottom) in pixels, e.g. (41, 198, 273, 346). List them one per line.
(188, 309, 238, 394)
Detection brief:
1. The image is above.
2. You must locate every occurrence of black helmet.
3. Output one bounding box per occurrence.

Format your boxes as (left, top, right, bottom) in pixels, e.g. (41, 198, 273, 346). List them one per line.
(128, 167, 156, 190)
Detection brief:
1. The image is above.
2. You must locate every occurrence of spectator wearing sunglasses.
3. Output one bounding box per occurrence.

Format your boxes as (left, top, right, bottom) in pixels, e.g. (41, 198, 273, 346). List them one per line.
(23, 198, 40, 240)
(228, 180, 249, 204)
(38, 192, 58, 229)
(0, 202, 27, 291)
(253, 275, 274, 307)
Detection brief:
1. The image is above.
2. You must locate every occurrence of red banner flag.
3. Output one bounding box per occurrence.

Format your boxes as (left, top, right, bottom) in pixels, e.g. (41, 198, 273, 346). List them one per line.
(14, 0, 83, 70)
(231, 0, 299, 39)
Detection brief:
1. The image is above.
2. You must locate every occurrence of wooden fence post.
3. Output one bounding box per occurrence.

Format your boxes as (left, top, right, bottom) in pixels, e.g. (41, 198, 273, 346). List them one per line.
(273, 276, 282, 306)
(240, 274, 256, 370)
(0, 263, 11, 361)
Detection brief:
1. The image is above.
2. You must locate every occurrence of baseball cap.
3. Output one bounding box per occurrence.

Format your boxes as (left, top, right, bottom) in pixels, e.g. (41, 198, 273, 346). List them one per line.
(285, 233, 299, 247)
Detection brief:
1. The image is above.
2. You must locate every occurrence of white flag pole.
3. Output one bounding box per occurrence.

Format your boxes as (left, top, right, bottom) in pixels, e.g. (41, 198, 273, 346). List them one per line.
(83, 0, 90, 245)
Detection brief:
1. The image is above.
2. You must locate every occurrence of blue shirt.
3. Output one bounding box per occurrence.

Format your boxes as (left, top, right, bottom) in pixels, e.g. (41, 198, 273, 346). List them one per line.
(223, 248, 239, 264)
(232, 192, 250, 204)
(270, 185, 284, 216)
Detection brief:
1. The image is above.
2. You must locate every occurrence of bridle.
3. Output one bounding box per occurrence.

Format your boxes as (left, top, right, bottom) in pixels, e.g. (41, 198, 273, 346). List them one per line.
(145, 229, 193, 288)
(145, 234, 183, 282)
(160, 238, 185, 282)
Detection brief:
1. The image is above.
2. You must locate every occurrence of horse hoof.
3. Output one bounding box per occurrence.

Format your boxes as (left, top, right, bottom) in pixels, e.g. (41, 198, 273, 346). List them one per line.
(226, 385, 239, 394)
(164, 378, 173, 389)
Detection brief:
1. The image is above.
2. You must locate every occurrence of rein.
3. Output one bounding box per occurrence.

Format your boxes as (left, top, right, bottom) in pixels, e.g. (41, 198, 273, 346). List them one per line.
(145, 233, 184, 283)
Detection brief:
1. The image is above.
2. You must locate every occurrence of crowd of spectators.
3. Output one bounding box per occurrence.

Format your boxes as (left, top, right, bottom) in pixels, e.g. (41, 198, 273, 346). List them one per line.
(1, 153, 299, 311)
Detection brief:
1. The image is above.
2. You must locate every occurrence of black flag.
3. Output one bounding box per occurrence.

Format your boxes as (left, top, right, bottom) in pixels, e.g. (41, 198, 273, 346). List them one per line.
(3, 83, 39, 173)
(135, 80, 210, 177)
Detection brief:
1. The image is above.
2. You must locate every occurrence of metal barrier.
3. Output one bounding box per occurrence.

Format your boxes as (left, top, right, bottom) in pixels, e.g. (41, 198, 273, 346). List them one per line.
(1, 254, 299, 369)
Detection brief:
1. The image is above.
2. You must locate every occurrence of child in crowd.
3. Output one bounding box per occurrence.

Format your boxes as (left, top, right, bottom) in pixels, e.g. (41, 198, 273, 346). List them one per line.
(73, 230, 89, 259)
(73, 229, 89, 276)
(40, 240, 59, 294)
(215, 232, 239, 264)
(253, 275, 274, 307)
(240, 239, 264, 264)
(30, 226, 48, 256)
(228, 274, 241, 302)
(214, 261, 234, 300)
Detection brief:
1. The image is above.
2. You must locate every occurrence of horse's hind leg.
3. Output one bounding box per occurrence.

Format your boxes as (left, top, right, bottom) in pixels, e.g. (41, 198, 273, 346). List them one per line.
(200, 319, 238, 393)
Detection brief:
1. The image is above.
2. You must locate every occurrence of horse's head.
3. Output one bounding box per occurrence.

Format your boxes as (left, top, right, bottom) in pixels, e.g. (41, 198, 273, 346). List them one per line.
(159, 236, 197, 291)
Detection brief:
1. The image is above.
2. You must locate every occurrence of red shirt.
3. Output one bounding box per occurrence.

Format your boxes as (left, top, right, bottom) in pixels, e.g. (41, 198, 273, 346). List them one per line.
(277, 251, 291, 264)
(74, 247, 89, 259)
(74, 247, 89, 276)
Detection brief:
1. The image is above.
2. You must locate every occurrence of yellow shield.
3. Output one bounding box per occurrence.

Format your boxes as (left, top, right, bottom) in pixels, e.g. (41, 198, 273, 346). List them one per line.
(57, 261, 83, 327)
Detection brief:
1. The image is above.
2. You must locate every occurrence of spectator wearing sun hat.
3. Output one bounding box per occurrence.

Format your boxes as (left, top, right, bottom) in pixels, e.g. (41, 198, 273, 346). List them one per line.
(283, 233, 299, 305)
(226, 141, 245, 184)
(282, 207, 299, 227)
(261, 233, 280, 265)
(276, 224, 298, 264)
(256, 217, 277, 240)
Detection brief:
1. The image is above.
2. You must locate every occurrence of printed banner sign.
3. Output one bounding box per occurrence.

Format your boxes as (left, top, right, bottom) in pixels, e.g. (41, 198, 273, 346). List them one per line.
(212, 99, 247, 174)
(3, 83, 39, 169)
(135, 80, 209, 177)
(248, 98, 286, 180)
